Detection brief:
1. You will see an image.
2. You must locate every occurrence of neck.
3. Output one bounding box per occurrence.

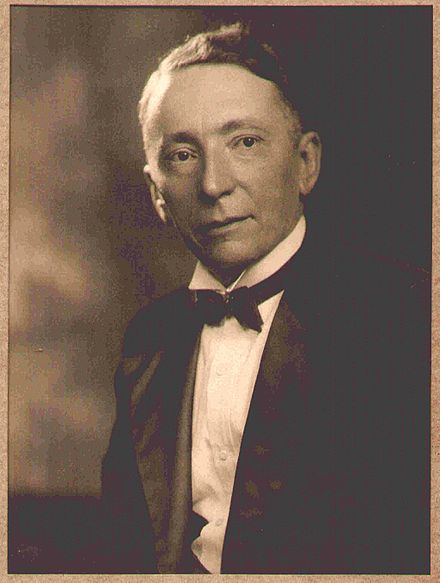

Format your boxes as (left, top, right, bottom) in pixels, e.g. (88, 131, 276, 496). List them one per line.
(204, 264, 248, 289)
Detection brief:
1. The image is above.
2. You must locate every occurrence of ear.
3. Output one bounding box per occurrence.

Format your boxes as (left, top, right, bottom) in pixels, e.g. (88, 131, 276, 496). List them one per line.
(298, 132, 322, 195)
(143, 164, 170, 224)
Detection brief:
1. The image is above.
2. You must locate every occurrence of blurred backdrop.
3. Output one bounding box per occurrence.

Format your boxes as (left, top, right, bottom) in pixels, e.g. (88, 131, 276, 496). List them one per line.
(9, 5, 431, 572)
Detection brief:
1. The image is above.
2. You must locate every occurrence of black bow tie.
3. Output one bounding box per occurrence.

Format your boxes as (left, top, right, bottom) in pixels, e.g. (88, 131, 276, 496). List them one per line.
(190, 254, 296, 332)
(190, 286, 263, 331)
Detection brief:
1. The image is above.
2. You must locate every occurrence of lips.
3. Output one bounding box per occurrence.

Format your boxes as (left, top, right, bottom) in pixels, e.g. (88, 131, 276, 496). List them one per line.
(196, 216, 250, 237)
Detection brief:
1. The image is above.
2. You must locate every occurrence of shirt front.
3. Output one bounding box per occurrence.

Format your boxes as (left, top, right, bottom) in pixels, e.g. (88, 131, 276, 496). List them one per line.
(189, 216, 306, 573)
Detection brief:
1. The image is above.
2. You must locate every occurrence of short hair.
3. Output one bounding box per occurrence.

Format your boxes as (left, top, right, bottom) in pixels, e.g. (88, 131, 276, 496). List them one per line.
(138, 22, 302, 151)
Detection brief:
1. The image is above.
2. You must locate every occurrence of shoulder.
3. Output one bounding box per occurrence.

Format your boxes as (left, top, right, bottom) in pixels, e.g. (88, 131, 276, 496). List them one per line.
(298, 217, 429, 301)
(337, 243, 430, 309)
(333, 244, 430, 352)
(284, 234, 430, 335)
(121, 286, 190, 358)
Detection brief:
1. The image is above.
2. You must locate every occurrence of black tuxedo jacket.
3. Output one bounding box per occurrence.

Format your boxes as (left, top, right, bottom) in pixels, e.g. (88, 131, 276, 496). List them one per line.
(100, 226, 430, 574)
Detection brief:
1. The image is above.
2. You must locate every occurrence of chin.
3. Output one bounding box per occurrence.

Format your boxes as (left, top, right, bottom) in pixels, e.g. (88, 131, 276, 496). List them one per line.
(202, 246, 263, 278)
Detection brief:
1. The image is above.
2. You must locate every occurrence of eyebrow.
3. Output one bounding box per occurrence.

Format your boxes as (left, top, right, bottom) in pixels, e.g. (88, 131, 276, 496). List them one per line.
(163, 131, 198, 145)
(218, 119, 268, 135)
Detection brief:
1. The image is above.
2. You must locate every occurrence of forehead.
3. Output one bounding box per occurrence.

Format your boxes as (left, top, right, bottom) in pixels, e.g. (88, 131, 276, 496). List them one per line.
(144, 64, 288, 140)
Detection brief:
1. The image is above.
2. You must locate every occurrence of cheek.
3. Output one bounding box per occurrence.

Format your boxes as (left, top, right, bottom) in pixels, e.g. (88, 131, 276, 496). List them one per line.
(272, 156, 300, 197)
(160, 180, 200, 226)
(252, 151, 296, 185)
(159, 175, 196, 204)
(254, 163, 300, 223)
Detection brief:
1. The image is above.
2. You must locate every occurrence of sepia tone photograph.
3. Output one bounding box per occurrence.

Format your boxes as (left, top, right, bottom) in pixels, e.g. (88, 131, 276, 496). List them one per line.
(8, 5, 432, 575)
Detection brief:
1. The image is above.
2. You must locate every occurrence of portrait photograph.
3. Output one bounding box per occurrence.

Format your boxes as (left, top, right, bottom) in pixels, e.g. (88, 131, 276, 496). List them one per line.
(8, 4, 432, 576)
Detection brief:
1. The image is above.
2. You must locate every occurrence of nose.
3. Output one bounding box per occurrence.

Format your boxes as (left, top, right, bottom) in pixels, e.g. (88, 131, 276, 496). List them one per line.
(200, 150, 235, 200)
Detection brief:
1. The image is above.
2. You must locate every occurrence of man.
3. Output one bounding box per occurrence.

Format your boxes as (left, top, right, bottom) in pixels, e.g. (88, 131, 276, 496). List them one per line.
(101, 23, 430, 574)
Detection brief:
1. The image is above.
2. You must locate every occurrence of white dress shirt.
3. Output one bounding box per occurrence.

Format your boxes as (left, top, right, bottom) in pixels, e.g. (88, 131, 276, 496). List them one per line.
(189, 216, 306, 573)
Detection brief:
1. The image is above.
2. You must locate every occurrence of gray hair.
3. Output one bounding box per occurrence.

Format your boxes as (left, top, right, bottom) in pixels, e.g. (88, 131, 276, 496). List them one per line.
(138, 22, 302, 152)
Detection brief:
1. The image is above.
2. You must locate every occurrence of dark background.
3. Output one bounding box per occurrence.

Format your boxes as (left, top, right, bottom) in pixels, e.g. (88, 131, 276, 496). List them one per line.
(9, 5, 432, 573)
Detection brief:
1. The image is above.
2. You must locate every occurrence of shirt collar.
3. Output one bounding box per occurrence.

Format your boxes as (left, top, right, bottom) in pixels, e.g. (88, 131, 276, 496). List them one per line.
(189, 215, 306, 291)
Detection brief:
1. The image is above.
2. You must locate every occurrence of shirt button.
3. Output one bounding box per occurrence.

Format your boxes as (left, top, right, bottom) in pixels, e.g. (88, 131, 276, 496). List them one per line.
(219, 450, 228, 461)
(215, 519, 223, 527)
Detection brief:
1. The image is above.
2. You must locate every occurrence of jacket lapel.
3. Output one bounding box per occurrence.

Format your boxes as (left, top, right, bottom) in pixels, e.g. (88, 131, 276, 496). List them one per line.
(222, 233, 337, 572)
(125, 291, 202, 572)
(228, 235, 325, 496)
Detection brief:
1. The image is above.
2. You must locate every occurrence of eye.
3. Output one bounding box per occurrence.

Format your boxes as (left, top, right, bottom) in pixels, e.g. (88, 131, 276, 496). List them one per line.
(232, 135, 262, 151)
(175, 151, 191, 162)
(162, 147, 199, 175)
(167, 149, 197, 163)
(242, 136, 258, 148)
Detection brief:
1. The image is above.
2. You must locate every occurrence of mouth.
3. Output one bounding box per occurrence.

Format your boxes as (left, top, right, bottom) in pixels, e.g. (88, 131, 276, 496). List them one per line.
(196, 216, 250, 237)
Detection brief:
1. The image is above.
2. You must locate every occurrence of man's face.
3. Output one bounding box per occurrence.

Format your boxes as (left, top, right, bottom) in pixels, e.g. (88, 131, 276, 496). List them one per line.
(144, 64, 320, 282)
